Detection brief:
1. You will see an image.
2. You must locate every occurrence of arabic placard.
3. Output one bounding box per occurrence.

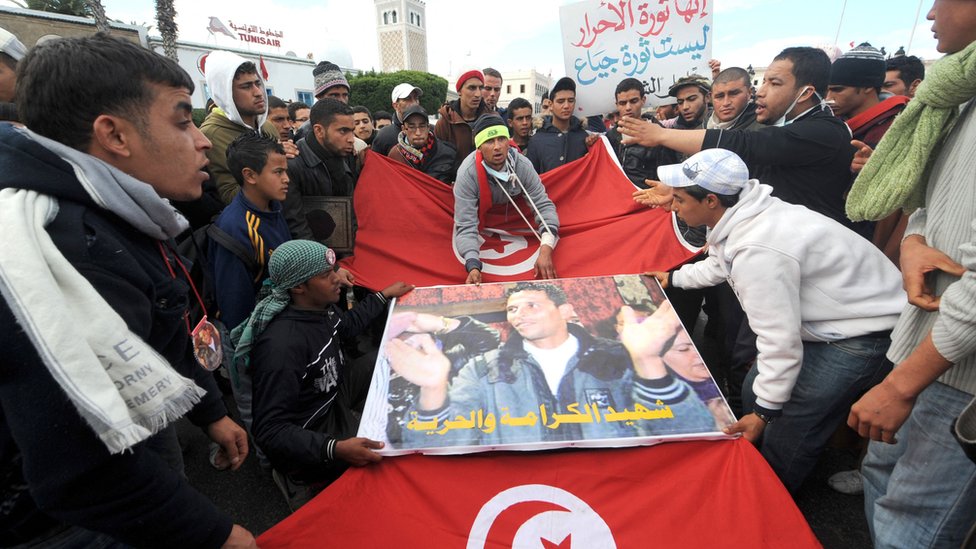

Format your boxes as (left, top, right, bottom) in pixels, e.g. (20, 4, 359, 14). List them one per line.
(559, 0, 713, 115)
(358, 275, 735, 455)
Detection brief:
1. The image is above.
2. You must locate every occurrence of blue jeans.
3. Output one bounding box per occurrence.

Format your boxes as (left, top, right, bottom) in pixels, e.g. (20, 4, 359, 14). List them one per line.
(742, 334, 891, 492)
(862, 381, 976, 549)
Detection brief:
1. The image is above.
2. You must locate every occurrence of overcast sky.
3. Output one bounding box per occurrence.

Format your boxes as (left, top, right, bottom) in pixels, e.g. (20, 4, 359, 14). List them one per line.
(97, 0, 938, 78)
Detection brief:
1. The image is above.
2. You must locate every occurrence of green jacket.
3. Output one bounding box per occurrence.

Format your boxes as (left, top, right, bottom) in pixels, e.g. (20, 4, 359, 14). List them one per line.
(199, 110, 279, 204)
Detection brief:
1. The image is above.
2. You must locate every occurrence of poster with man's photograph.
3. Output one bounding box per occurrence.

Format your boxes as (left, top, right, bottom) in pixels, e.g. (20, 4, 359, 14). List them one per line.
(358, 275, 735, 455)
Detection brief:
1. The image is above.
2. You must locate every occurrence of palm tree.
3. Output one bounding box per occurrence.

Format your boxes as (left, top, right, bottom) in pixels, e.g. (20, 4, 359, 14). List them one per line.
(24, 0, 109, 33)
(84, 0, 109, 33)
(155, 0, 179, 62)
(25, 0, 88, 16)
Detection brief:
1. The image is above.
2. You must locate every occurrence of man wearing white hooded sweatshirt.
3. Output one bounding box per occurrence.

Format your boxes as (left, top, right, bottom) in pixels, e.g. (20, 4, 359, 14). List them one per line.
(648, 149, 906, 493)
(201, 50, 282, 204)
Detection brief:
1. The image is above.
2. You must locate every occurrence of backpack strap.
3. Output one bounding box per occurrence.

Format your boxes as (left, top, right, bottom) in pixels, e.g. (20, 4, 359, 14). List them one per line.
(206, 224, 260, 276)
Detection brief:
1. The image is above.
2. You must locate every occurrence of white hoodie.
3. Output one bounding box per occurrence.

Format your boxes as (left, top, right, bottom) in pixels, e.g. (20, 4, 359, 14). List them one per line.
(205, 50, 267, 130)
(672, 181, 906, 411)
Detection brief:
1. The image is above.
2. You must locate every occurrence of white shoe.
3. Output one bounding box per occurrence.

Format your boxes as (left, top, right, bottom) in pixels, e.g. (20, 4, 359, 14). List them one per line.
(827, 469, 864, 495)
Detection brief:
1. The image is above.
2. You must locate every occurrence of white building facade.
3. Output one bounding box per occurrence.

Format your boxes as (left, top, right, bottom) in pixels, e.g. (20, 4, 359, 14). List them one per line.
(497, 70, 553, 114)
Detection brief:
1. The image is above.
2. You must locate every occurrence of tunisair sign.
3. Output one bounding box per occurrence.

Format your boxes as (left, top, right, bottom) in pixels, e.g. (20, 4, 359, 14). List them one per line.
(227, 20, 284, 48)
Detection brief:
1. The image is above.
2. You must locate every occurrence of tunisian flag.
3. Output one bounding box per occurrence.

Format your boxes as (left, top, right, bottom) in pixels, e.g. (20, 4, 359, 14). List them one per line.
(342, 139, 697, 290)
(257, 439, 820, 548)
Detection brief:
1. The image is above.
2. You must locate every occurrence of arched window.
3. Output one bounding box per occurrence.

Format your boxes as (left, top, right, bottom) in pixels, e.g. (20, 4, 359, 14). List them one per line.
(391, 10, 397, 23)
(383, 12, 388, 25)
(416, 14, 422, 27)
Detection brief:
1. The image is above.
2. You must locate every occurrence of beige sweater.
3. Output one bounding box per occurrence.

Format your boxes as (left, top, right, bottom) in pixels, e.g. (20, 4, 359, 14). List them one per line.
(887, 100, 976, 395)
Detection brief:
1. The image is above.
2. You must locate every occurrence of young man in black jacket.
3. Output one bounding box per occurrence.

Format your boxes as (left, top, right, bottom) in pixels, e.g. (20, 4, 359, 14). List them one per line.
(619, 46, 858, 232)
(232, 240, 412, 511)
(0, 34, 254, 548)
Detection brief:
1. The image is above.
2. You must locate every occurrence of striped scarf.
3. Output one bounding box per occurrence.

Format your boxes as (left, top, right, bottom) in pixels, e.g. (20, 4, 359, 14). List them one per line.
(396, 131, 435, 166)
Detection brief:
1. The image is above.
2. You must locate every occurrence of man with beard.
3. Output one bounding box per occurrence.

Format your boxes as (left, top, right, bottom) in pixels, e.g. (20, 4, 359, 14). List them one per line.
(670, 75, 711, 131)
(283, 98, 360, 245)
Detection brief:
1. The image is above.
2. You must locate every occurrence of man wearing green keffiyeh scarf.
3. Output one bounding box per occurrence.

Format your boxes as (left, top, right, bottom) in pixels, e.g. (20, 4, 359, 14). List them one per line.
(845, 2, 976, 547)
(235, 239, 413, 511)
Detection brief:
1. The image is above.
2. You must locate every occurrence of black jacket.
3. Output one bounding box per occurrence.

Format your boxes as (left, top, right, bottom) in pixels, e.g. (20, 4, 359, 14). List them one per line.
(0, 125, 232, 547)
(250, 296, 386, 479)
(283, 136, 360, 243)
(370, 114, 404, 157)
(388, 136, 458, 184)
(526, 116, 589, 174)
(607, 123, 679, 189)
(702, 106, 857, 228)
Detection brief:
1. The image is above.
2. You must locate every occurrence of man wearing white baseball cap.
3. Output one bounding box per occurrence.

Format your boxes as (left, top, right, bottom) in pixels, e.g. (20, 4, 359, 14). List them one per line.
(647, 148, 906, 493)
(0, 25, 26, 110)
(371, 82, 423, 156)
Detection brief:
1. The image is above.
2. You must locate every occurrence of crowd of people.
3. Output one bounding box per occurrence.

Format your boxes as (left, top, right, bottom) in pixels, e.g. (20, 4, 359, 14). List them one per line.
(0, 0, 974, 546)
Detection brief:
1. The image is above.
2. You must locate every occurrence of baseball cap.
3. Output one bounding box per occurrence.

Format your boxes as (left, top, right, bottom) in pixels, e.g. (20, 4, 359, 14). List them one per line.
(401, 104, 428, 122)
(668, 74, 711, 97)
(0, 26, 26, 62)
(657, 149, 750, 196)
(391, 83, 423, 102)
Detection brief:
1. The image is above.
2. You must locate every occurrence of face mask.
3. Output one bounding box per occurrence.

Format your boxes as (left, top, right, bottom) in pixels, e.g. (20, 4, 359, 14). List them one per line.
(482, 161, 513, 182)
(771, 86, 812, 127)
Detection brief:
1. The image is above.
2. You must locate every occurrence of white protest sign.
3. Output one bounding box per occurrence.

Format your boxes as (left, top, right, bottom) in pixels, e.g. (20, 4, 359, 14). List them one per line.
(559, 0, 714, 115)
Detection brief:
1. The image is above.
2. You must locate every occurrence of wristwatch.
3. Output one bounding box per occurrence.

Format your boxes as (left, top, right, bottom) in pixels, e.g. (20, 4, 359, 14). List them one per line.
(754, 410, 777, 425)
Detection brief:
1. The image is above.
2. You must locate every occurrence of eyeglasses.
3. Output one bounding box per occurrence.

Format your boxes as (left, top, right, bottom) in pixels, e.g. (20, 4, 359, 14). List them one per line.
(405, 124, 429, 132)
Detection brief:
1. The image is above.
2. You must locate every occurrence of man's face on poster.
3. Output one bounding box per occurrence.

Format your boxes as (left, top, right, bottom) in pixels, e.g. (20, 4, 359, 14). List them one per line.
(506, 290, 572, 343)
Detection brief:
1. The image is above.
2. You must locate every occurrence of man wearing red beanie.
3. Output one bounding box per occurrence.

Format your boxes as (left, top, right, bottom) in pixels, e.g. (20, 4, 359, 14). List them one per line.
(435, 69, 489, 179)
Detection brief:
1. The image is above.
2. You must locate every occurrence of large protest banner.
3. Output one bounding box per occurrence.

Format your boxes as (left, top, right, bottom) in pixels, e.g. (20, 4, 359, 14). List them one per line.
(358, 274, 735, 455)
(559, 0, 713, 115)
(342, 140, 698, 291)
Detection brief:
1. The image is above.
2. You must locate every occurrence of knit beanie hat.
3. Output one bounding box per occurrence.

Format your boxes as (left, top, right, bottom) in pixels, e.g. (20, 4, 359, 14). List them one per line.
(231, 240, 336, 374)
(314, 61, 349, 97)
(456, 69, 484, 92)
(830, 43, 885, 88)
(472, 113, 509, 148)
(551, 77, 576, 97)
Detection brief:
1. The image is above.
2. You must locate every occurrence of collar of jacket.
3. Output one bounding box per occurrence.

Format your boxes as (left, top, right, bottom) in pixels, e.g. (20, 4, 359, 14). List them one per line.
(442, 99, 487, 125)
(492, 323, 630, 383)
(539, 115, 584, 133)
(297, 134, 343, 169)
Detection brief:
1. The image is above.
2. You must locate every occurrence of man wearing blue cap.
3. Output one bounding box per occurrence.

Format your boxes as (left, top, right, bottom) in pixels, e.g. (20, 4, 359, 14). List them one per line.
(648, 149, 906, 493)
